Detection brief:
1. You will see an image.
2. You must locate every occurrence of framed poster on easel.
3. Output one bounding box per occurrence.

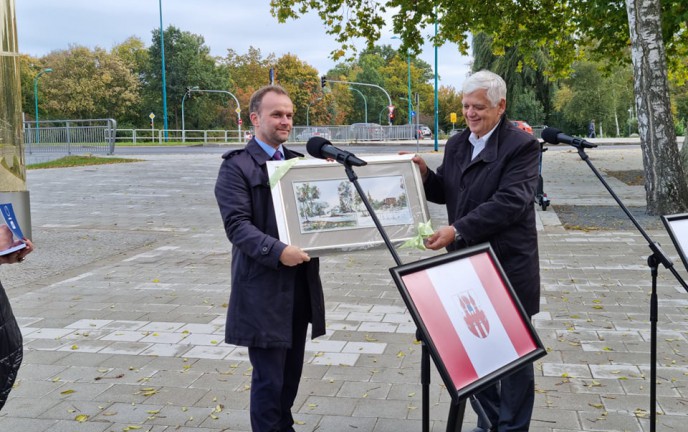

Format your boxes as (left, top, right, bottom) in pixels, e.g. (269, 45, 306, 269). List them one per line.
(661, 213, 688, 273)
(389, 243, 546, 401)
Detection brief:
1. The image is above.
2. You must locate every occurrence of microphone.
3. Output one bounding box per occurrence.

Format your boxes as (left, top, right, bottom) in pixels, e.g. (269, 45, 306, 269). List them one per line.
(541, 127, 597, 149)
(306, 137, 367, 167)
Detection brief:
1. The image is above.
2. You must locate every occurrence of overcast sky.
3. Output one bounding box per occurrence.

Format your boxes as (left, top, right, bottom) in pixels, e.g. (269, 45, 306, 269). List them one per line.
(15, 1, 472, 91)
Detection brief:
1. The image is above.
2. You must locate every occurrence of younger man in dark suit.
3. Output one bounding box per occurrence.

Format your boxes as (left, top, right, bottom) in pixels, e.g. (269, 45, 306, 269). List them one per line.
(215, 85, 325, 432)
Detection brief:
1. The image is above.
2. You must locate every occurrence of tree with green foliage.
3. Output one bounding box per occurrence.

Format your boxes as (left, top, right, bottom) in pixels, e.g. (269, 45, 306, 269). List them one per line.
(323, 45, 435, 126)
(145, 26, 228, 131)
(111, 37, 149, 126)
(38, 46, 140, 121)
(437, 85, 464, 133)
(112, 37, 149, 79)
(274, 54, 330, 126)
(270, 0, 688, 214)
(381, 53, 434, 126)
(223, 46, 276, 125)
(18, 54, 44, 120)
(353, 50, 388, 124)
(553, 61, 634, 137)
(472, 32, 551, 125)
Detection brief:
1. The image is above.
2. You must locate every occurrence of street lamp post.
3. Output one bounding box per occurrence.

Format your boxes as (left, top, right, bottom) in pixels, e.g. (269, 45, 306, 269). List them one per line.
(391, 36, 413, 125)
(405, 55, 412, 125)
(349, 87, 368, 123)
(378, 107, 388, 125)
(327, 79, 393, 125)
(402, 97, 421, 151)
(181, 88, 242, 142)
(33, 67, 53, 144)
(306, 97, 322, 127)
(433, 7, 439, 151)
(181, 86, 200, 142)
(159, 0, 169, 140)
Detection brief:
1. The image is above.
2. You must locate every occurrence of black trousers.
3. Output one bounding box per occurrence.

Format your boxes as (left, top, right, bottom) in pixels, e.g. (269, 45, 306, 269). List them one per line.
(247, 274, 311, 432)
(472, 362, 535, 432)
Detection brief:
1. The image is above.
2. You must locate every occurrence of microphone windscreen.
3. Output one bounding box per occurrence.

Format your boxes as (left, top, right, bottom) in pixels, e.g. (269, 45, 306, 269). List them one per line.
(541, 127, 562, 144)
(306, 136, 330, 159)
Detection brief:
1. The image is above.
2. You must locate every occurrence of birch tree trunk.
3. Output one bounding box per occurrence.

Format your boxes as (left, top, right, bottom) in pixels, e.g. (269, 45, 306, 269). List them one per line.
(626, 0, 688, 214)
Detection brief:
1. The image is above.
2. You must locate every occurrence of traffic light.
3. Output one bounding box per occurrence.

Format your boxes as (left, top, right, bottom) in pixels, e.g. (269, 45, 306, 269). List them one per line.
(389, 108, 395, 121)
(320, 76, 327, 88)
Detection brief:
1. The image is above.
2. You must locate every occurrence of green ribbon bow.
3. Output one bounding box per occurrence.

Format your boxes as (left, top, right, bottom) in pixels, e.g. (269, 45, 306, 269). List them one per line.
(269, 158, 304, 189)
(399, 220, 435, 250)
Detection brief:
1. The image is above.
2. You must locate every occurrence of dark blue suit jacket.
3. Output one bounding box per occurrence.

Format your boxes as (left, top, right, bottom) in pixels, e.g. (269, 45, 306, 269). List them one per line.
(215, 140, 326, 348)
(424, 117, 541, 316)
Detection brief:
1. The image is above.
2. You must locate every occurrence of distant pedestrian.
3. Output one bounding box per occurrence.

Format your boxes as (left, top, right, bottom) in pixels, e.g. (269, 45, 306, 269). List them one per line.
(588, 120, 596, 138)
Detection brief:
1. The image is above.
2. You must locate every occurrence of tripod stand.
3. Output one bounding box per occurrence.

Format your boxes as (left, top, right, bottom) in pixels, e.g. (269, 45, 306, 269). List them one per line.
(563, 141, 688, 432)
(337, 161, 432, 431)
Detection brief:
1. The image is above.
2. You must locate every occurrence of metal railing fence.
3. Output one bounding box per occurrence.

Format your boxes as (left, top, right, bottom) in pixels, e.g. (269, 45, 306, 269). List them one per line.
(23, 118, 116, 155)
(21, 120, 519, 153)
(114, 128, 244, 144)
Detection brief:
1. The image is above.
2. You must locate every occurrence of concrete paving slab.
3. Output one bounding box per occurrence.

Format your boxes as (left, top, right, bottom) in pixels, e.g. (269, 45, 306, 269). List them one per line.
(0, 147, 686, 431)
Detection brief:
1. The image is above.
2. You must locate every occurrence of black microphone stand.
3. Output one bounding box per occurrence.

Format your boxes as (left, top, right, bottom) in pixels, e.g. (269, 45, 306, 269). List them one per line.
(340, 161, 433, 432)
(567, 142, 688, 432)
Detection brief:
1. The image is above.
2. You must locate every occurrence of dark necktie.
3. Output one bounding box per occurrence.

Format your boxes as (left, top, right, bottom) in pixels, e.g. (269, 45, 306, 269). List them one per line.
(273, 150, 283, 161)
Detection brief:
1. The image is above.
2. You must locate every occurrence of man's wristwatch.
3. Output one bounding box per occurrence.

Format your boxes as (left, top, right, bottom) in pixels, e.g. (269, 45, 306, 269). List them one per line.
(451, 226, 462, 242)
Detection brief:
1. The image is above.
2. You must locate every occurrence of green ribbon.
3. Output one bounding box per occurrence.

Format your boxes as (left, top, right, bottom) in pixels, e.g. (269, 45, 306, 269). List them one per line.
(399, 220, 435, 250)
(269, 158, 304, 189)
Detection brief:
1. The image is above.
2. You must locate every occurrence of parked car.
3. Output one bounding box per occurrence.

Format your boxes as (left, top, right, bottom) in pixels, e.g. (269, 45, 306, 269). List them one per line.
(448, 128, 463, 137)
(349, 123, 385, 141)
(417, 125, 433, 138)
(296, 127, 331, 141)
(512, 120, 533, 135)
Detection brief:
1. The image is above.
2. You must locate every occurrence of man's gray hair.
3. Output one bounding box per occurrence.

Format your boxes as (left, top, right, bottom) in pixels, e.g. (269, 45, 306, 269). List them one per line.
(462, 70, 507, 107)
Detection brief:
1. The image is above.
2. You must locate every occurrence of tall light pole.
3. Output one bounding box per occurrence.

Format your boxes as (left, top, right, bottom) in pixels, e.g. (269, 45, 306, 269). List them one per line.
(433, 7, 439, 151)
(159, 0, 169, 140)
(407, 54, 412, 125)
(402, 97, 421, 152)
(378, 106, 388, 125)
(306, 98, 322, 127)
(181, 88, 242, 141)
(33, 68, 52, 144)
(392, 36, 412, 125)
(181, 86, 200, 142)
(327, 79, 393, 125)
(349, 87, 368, 123)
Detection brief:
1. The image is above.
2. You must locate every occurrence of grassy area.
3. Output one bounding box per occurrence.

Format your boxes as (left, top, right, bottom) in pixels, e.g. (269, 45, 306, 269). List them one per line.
(27, 155, 142, 169)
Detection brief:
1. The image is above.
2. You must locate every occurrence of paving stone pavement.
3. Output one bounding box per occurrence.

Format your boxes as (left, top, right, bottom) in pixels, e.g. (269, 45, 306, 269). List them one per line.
(1, 145, 687, 432)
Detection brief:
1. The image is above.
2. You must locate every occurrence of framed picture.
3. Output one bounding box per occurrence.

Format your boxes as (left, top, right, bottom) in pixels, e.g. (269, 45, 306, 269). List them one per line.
(389, 244, 547, 401)
(267, 154, 430, 255)
(661, 213, 688, 273)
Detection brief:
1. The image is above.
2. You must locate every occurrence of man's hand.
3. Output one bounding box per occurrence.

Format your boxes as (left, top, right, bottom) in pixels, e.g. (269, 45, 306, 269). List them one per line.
(399, 151, 429, 180)
(423, 226, 455, 250)
(279, 245, 311, 266)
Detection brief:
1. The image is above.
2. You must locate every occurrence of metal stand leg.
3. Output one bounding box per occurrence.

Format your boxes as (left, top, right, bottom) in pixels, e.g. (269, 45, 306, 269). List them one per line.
(446, 399, 467, 432)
